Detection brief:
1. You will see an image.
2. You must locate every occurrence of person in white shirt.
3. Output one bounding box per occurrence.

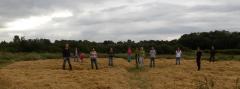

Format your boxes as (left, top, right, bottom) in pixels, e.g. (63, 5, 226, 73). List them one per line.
(90, 48, 98, 70)
(176, 47, 182, 65)
(149, 47, 156, 68)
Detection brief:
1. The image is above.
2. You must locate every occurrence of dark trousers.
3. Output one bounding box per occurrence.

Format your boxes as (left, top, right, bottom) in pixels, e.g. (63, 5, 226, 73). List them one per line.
(91, 58, 98, 69)
(196, 58, 201, 71)
(209, 55, 215, 62)
(176, 57, 181, 65)
(108, 57, 113, 66)
(150, 57, 155, 68)
(135, 54, 139, 68)
(63, 57, 72, 70)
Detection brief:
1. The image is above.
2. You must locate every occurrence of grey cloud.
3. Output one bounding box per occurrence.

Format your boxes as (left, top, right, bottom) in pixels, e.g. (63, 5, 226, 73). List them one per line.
(0, 0, 240, 42)
(190, 4, 240, 13)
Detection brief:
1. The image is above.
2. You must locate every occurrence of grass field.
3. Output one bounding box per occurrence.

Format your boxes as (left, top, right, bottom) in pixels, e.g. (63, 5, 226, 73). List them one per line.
(0, 58, 240, 89)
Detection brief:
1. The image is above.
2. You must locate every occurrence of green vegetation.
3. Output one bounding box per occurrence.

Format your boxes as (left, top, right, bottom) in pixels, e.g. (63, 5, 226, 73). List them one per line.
(0, 30, 239, 67)
(0, 52, 61, 67)
(1, 30, 239, 54)
(0, 52, 239, 68)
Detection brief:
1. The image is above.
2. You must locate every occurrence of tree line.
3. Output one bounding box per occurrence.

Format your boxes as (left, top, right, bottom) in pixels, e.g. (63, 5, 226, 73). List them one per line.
(0, 30, 239, 54)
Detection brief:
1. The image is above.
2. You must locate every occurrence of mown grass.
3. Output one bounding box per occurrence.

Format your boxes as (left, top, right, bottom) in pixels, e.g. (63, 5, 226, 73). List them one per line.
(195, 77, 240, 89)
(236, 78, 240, 89)
(195, 76, 215, 89)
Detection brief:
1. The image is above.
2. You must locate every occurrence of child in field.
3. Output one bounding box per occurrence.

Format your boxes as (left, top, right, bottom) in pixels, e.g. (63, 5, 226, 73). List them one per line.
(176, 47, 182, 65)
(127, 47, 132, 62)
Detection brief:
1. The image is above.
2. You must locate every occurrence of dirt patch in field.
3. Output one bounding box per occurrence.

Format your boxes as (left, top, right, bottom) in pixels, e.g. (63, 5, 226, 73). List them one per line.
(0, 58, 240, 89)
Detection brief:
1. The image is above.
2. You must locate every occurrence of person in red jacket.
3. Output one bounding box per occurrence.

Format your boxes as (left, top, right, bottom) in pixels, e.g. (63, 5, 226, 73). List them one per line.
(80, 52, 84, 63)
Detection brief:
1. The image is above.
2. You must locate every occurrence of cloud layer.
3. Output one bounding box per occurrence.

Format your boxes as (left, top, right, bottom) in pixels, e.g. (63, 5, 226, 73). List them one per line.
(0, 0, 240, 42)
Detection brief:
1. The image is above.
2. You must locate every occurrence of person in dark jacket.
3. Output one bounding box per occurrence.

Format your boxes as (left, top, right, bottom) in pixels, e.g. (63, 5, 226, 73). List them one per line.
(209, 46, 216, 62)
(62, 44, 72, 70)
(108, 48, 114, 66)
(135, 48, 140, 68)
(196, 47, 202, 71)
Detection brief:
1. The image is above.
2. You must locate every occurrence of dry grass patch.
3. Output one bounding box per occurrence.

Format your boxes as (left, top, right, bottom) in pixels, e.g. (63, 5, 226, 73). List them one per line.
(0, 58, 240, 89)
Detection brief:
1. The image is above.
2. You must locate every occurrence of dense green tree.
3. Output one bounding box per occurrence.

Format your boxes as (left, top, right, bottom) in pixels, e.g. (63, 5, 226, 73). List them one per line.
(0, 30, 239, 54)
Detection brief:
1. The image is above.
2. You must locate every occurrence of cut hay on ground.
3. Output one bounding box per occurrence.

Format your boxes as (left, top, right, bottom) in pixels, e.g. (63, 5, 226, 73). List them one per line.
(0, 58, 240, 89)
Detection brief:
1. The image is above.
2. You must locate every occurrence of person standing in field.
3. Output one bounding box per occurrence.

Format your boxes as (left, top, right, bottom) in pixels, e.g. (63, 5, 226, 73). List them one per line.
(74, 47, 80, 62)
(90, 48, 98, 70)
(196, 47, 202, 71)
(127, 47, 132, 62)
(149, 47, 156, 68)
(80, 52, 84, 63)
(135, 48, 140, 68)
(108, 48, 114, 67)
(209, 46, 216, 62)
(176, 47, 182, 65)
(139, 47, 145, 68)
(62, 43, 72, 70)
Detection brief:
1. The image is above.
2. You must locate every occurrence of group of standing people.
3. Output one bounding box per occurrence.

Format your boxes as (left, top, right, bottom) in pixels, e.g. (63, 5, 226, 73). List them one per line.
(73, 48, 84, 62)
(62, 43, 216, 71)
(195, 46, 216, 71)
(127, 47, 156, 69)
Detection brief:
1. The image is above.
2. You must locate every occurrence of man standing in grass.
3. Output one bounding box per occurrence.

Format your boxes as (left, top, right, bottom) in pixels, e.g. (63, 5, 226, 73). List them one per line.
(176, 47, 182, 65)
(139, 47, 145, 68)
(149, 47, 156, 68)
(90, 48, 98, 70)
(196, 47, 202, 71)
(127, 47, 132, 62)
(209, 46, 216, 62)
(135, 48, 140, 68)
(108, 48, 114, 67)
(62, 43, 72, 70)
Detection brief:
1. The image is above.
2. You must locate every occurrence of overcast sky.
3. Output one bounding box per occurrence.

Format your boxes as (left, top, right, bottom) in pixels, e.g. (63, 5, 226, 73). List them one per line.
(0, 0, 240, 42)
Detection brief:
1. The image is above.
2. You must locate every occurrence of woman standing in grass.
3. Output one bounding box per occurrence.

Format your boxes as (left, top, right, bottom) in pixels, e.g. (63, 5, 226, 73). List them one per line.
(108, 48, 114, 67)
(90, 48, 98, 70)
(74, 48, 80, 62)
(139, 47, 145, 68)
(176, 47, 182, 65)
(196, 47, 202, 71)
(127, 47, 132, 62)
